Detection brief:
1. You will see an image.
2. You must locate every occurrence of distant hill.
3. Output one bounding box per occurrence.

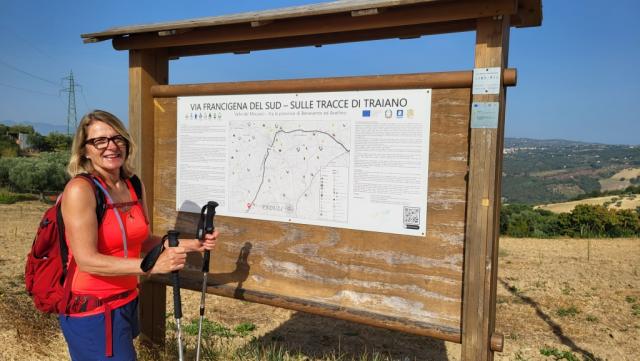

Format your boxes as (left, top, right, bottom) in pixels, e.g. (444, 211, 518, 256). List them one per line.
(2, 119, 68, 135)
(502, 138, 640, 205)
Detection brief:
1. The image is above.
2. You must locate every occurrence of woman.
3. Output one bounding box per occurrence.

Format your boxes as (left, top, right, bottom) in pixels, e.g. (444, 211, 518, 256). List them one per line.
(60, 110, 217, 360)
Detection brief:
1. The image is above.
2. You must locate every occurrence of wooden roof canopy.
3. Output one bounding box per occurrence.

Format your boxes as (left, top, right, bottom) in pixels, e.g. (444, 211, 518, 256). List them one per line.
(81, 0, 542, 57)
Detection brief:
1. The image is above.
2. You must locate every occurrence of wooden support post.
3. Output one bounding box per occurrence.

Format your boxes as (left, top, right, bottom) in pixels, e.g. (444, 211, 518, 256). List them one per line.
(129, 48, 168, 345)
(461, 16, 509, 361)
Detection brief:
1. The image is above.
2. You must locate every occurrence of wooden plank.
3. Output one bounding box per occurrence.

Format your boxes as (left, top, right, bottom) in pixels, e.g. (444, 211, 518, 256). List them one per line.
(150, 69, 517, 97)
(167, 19, 476, 57)
(129, 48, 169, 228)
(129, 49, 168, 346)
(82, 0, 542, 43)
(150, 80, 471, 342)
(138, 279, 167, 346)
(83, 0, 445, 38)
(110, 0, 517, 50)
(512, 0, 543, 28)
(461, 17, 509, 361)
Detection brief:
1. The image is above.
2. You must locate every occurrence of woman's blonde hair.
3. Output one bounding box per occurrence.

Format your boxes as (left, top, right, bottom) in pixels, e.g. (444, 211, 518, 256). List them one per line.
(67, 110, 137, 178)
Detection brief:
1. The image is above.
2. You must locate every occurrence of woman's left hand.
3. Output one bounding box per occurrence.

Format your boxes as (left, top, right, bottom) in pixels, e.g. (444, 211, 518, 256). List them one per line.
(181, 229, 219, 252)
(200, 229, 218, 251)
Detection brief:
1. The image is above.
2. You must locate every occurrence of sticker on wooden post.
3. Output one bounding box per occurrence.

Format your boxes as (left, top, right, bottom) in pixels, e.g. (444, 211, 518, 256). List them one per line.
(471, 102, 500, 129)
(472, 67, 501, 95)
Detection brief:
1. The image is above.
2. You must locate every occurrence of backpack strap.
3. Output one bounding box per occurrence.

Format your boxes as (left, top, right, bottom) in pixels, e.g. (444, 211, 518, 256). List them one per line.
(56, 201, 71, 286)
(129, 175, 143, 201)
(75, 173, 107, 225)
(126, 174, 149, 225)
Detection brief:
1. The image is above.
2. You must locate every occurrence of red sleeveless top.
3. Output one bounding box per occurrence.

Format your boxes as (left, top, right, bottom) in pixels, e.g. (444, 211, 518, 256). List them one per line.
(67, 177, 149, 316)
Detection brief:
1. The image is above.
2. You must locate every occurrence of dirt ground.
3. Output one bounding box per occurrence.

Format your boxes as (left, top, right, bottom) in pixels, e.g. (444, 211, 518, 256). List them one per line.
(0, 201, 638, 361)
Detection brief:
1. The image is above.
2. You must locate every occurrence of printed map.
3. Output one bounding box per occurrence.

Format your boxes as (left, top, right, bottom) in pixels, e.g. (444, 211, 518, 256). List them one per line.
(228, 120, 351, 222)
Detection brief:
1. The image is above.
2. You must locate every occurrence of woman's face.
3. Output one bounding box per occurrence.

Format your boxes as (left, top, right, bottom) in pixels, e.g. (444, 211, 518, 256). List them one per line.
(84, 121, 128, 174)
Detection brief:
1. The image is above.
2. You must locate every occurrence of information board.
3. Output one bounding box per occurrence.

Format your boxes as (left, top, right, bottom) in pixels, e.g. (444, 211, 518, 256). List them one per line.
(177, 89, 431, 236)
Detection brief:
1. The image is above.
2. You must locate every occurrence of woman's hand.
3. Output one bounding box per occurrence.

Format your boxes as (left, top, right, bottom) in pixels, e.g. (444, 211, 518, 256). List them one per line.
(149, 246, 187, 274)
(176, 229, 219, 253)
(199, 229, 218, 251)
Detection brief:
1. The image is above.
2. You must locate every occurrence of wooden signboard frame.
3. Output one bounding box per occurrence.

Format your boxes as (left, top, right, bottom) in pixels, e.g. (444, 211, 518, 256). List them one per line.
(82, 2, 542, 360)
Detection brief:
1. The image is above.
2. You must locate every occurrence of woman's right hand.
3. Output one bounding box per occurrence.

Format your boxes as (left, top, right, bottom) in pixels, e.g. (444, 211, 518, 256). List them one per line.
(150, 246, 187, 274)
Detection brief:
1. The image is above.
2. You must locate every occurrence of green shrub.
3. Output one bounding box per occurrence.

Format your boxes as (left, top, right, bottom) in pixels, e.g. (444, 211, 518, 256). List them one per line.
(6, 152, 69, 195)
(540, 346, 579, 361)
(0, 189, 37, 204)
(501, 203, 640, 238)
(556, 306, 579, 317)
(0, 191, 18, 204)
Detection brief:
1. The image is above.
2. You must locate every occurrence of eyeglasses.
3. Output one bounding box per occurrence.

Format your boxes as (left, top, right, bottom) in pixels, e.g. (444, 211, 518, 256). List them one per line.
(84, 135, 129, 150)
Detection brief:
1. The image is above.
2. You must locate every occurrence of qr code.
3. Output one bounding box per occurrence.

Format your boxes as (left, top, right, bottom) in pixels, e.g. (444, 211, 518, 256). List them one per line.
(403, 206, 420, 230)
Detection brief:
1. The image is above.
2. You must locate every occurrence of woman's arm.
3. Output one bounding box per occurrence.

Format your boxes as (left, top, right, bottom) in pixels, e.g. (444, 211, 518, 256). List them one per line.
(62, 177, 186, 276)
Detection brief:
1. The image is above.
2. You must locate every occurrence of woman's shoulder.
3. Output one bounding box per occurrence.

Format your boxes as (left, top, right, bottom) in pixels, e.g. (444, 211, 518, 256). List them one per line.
(64, 174, 98, 203)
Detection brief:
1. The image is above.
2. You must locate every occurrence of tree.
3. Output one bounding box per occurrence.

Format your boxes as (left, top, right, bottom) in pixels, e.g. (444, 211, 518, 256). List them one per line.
(570, 204, 609, 237)
(45, 132, 72, 151)
(28, 133, 51, 152)
(8, 124, 36, 135)
(611, 209, 640, 237)
(0, 157, 11, 187)
(7, 153, 69, 198)
(0, 135, 19, 157)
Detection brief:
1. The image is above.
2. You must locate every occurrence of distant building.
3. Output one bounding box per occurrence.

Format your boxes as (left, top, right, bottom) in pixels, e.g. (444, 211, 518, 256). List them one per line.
(17, 133, 31, 150)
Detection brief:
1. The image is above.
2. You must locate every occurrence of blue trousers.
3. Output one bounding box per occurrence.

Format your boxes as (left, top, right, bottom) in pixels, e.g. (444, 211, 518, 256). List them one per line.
(59, 298, 139, 360)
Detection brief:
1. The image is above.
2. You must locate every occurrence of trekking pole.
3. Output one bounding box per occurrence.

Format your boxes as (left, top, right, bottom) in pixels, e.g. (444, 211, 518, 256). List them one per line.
(166, 230, 184, 361)
(195, 201, 218, 361)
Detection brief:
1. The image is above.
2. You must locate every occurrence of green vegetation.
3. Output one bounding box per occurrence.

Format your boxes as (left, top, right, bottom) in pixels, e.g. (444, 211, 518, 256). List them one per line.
(503, 138, 640, 204)
(0, 188, 38, 204)
(182, 318, 255, 339)
(157, 317, 393, 361)
(627, 296, 640, 317)
(1, 122, 72, 155)
(500, 204, 640, 238)
(234, 321, 257, 336)
(539, 346, 579, 361)
(585, 315, 598, 323)
(0, 122, 72, 198)
(0, 152, 70, 198)
(556, 306, 580, 317)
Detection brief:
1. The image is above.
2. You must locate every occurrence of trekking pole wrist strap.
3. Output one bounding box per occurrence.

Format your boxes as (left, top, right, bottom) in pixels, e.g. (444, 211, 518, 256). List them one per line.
(140, 242, 165, 273)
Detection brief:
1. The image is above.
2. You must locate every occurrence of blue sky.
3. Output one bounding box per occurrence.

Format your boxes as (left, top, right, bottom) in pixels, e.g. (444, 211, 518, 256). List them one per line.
(0, 1, 638, 145)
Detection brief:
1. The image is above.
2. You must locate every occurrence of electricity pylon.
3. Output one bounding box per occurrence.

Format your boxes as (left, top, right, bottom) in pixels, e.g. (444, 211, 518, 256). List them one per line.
(61, 71, 78, 136)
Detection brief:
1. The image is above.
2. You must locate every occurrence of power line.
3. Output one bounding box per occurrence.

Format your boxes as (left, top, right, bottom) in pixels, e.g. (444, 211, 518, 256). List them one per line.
(0, 58, 59, 86)
(0, 82, 59, 96)
(0, 24, 66, 68)
(79, 86, 91, 113)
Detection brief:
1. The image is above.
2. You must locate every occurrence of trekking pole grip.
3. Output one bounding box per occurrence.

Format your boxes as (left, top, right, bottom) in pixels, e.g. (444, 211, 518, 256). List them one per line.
(167, 230, 182, 319)
(201, 201, 219, 273)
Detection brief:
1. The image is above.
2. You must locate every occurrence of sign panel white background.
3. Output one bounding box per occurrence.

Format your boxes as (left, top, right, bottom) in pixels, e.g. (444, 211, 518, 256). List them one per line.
(177, 89, 431, 236)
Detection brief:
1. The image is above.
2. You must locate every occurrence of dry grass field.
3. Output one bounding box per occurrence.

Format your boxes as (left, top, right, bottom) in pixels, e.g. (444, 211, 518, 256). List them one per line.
(537, 194, 640, 213)
(599, 168, 640, 192)
(1, 201, 638, 360)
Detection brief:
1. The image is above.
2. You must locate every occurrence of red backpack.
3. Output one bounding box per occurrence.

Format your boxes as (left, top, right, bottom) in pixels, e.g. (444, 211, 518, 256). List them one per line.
(24, 173, 142, 314)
